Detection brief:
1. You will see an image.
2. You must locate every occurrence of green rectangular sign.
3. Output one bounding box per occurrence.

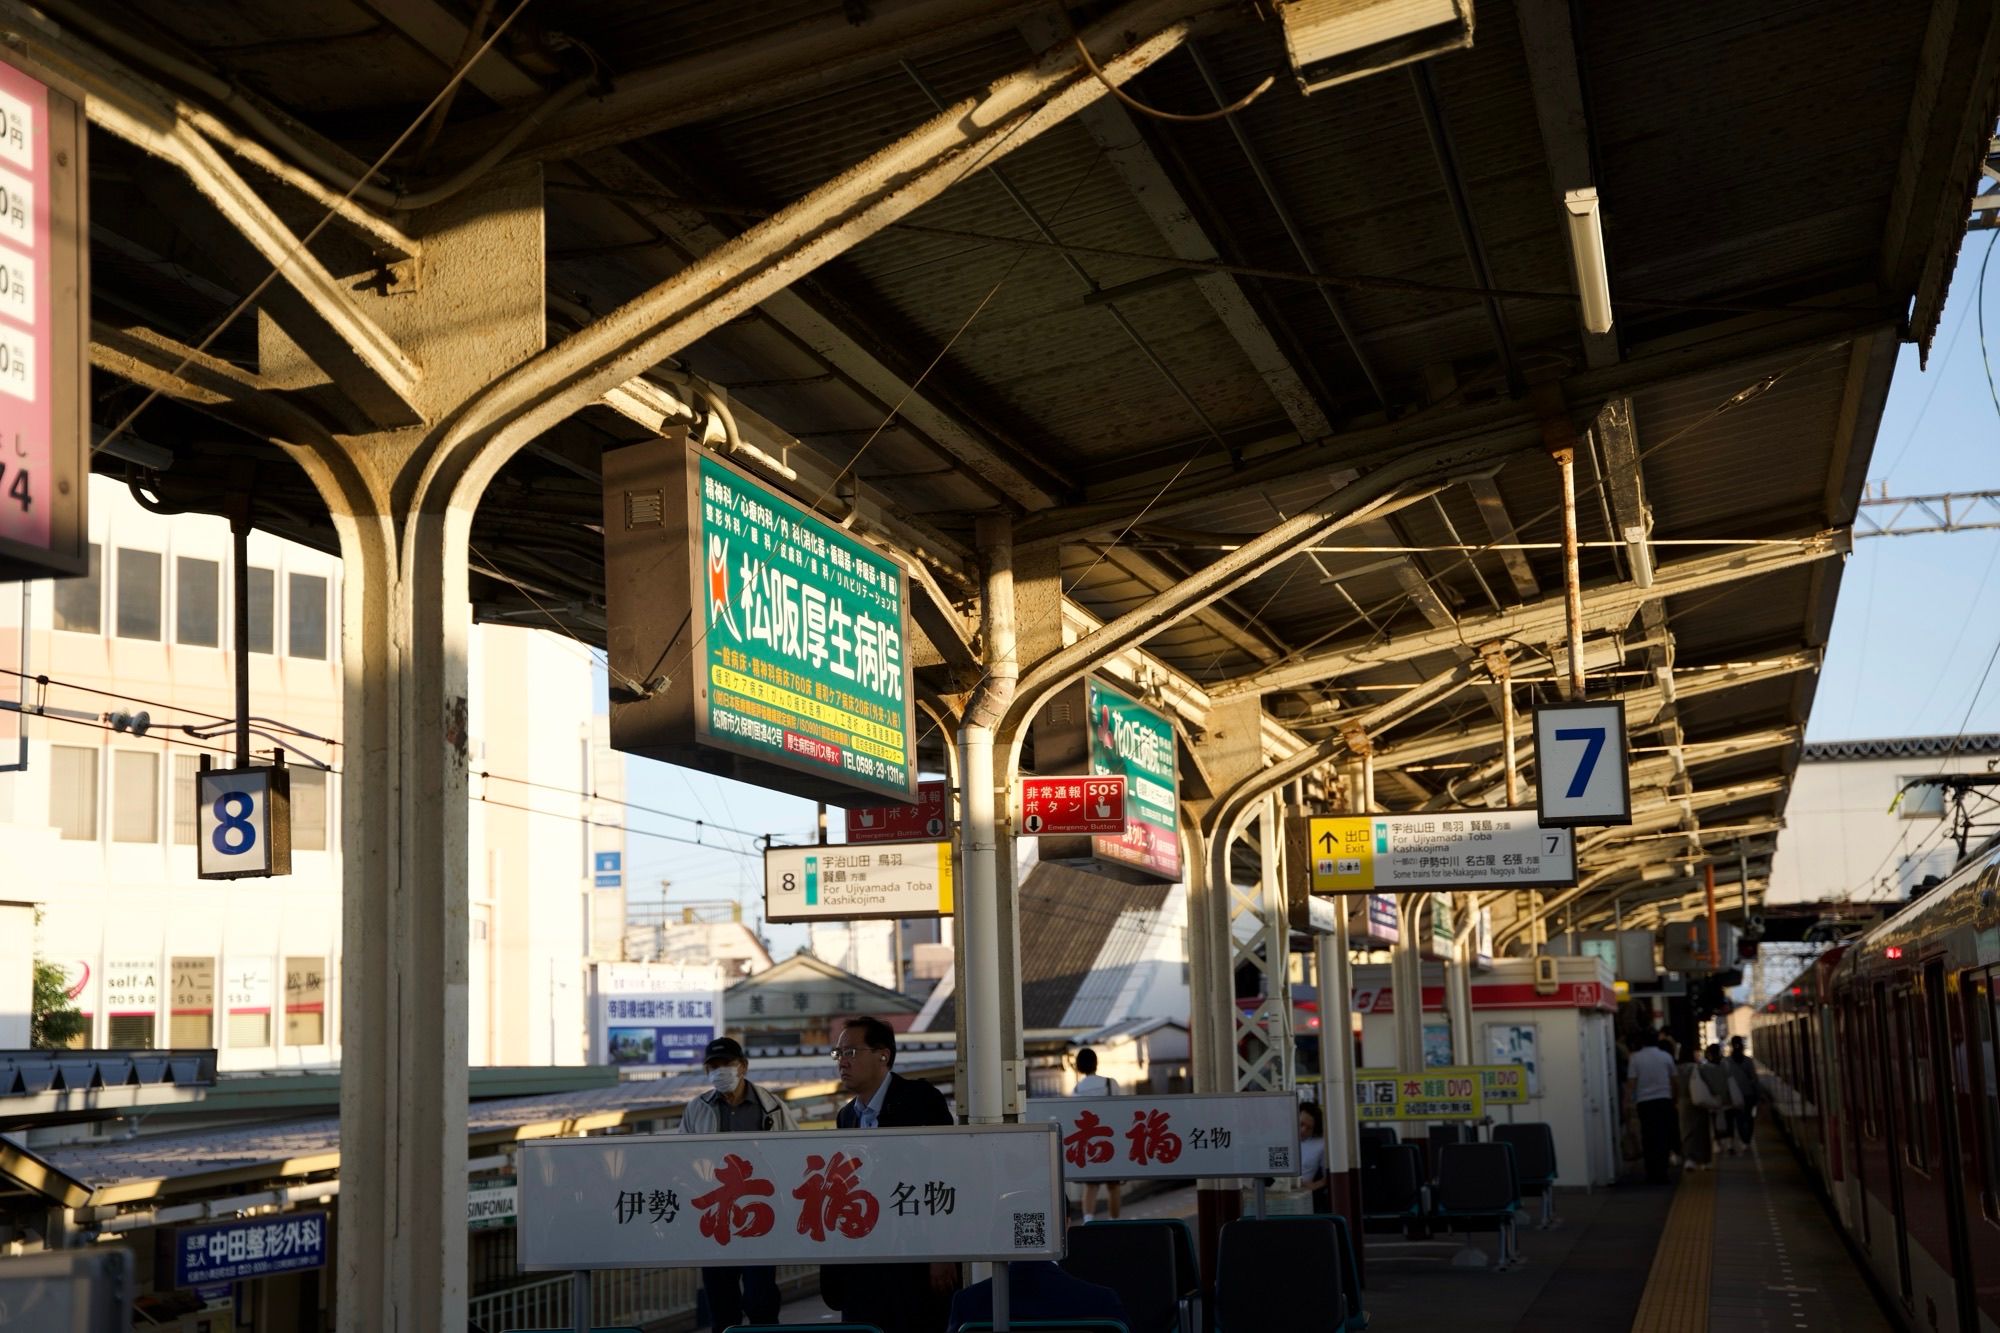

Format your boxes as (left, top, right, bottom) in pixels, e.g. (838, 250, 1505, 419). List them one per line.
(1087, 677, 1181, 881)
(692, 453, 915, 801)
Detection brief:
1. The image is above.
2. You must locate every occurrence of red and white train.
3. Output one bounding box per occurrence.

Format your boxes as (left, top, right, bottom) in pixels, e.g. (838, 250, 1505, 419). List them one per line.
(1755, 842, 2000, 1332)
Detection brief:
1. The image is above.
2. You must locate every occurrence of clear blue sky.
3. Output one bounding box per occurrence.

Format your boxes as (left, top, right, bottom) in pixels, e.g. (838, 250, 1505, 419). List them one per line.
(1812, 232, 2000, 742)
(610, 234, 2000, 951)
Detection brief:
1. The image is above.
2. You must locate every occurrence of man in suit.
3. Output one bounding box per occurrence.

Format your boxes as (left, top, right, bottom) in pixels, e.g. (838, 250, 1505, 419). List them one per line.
(821, 1015, 957, 1333)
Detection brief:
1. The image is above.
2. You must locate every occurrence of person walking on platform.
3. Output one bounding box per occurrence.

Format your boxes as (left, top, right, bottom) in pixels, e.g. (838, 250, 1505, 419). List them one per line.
(820, 1016, 959, 1333)
(1628, 1032, 1680, 1184)
(1070, 1047, 1123, 1220)
(1690, 1043, 1740, 1163)
(678, 1036, 801, 1333)
(1726, 1035, 1761, 1151)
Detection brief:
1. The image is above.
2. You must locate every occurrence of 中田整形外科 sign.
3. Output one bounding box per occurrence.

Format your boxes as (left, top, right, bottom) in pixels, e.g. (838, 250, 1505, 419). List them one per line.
(517, 1125, 1063, 1268)
(604, 439, 917, 805)
(1021, 1091, 1299, 1182)
(765, 840, 952, 923)
(1288, 810, 1574, 894)
(1353, 1069, 1485, 1121)
(174, 1210, 327, 1287)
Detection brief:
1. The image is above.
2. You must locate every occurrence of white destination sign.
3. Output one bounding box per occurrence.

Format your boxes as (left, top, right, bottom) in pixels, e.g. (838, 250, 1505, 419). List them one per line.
(1294, 809, 1575, 893)
(518, 1125, 1063, 1269)
(764, 840, 952, 923)
(1021, 1091, 1300, 1182)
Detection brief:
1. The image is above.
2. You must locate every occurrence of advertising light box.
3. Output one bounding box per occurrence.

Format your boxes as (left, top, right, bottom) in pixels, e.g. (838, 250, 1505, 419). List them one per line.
(1021, 1091, 1299, 1182)
(518, 1125, 1064, 1269)
(1030, 676, 1182, 883)
(604, 437, 917, 805)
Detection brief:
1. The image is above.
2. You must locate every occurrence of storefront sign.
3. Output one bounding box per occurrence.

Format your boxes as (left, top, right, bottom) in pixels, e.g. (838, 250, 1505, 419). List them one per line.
(171, 956, 213, 1021)
(595, 962, 723, 1067)
(518, 1125, 1064, 1269)
(1290, 810, 1575, 893)
(846, 780, 949, 844)
(223, 957, 272, 1019)
(1019, 775, 1125, 836)
(470, 1177, 519, 1231)
(0, 57, 87, 583)
(1353, 1069, 1485, 1121)
(173, 1210, 327, 1287)
(1021, 1091, 1299, 1182)
(604, 440, 916, 805)
(104, 956, 158, 1016)
(764, 840, 952, 923)
(1087, 678, 1180, 881)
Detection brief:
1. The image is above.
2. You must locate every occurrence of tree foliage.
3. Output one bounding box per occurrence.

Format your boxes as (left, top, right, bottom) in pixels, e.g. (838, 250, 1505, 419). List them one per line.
(32, 958, 88, 1049)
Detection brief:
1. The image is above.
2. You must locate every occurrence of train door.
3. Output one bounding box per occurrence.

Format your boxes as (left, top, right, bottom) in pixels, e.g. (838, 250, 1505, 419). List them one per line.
(1840, 998, 1870, 1244)
(1879, 980, 1913, 1301)
(1925, 961, 1978, 1331)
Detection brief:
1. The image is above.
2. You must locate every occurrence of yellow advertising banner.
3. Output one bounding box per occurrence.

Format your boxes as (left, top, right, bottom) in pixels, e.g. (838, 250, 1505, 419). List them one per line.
(1355, 1064, 1527, 1108)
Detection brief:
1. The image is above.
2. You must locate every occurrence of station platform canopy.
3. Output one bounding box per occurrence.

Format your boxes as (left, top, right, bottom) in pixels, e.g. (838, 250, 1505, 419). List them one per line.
(56, 1, 1999, 951)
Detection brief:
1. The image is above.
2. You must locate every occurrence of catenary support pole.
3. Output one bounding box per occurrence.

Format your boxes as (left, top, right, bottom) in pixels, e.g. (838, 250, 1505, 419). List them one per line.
(231, 510, 250, 766)
(1554, 444, 1586, 699)
(1705, 861, 1720, 967)
(1315, 775, 1364, 1281)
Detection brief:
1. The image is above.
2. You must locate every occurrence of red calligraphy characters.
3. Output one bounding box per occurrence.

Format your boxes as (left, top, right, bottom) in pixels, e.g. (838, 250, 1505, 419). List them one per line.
(1062, 1110, 1117, 1168)
(792, 1152, 880, 1242)
(1126, 1108, 1183, 1166)
(692, 1153, 776, 1246)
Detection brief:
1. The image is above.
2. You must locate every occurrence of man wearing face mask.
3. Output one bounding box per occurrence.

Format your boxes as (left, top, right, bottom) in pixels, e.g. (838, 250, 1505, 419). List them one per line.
(679, 1036, 800, 1333)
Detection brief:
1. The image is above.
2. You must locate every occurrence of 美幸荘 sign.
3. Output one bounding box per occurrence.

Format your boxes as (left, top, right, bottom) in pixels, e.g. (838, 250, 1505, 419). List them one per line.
(174, 1210, 327, 1287)
(1290, 810, 1574, 894)
(517, 1124, 1063, 1268)
(1021, 1091, 1300, 1182)
(764, 840, 952, 923)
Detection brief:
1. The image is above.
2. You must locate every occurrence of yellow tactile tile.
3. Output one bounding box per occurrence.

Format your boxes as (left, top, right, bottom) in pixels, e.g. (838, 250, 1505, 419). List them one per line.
(1630, 1168, 1717, 1333)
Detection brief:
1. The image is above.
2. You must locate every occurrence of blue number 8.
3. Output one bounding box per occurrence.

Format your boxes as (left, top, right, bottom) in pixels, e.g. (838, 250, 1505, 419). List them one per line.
(211, 790, 257, 854)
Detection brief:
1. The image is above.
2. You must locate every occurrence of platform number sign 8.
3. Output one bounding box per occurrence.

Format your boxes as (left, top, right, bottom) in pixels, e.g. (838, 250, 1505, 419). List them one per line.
(1531, 701, 1632, 829)
(196, 764, 293, 879)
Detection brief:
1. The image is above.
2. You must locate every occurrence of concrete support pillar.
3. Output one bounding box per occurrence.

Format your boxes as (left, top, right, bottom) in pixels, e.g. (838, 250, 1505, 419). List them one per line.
(309, 166, 545, 1333)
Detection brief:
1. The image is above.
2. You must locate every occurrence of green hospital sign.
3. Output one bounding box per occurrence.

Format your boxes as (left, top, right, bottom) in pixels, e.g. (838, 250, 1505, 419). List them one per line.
(696, 455, 913, 799)
(1088, 677, 1181, 880)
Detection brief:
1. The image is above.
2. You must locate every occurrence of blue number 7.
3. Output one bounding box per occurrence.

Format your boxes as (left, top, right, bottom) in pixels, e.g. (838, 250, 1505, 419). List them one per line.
(1555, 727, 1606, 798)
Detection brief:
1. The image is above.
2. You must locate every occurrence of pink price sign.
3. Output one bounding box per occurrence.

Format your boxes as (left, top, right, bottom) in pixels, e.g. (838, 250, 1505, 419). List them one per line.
(0, 61, 50, 553)
(1018, 775, 1125, 836)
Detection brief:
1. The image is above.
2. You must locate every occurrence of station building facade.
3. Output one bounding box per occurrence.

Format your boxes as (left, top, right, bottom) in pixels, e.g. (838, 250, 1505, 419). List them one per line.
(1, 476, 617, 1068)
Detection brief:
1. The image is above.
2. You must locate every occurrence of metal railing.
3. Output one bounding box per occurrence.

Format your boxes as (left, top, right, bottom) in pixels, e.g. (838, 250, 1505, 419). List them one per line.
(470, 1264, 819, 1332)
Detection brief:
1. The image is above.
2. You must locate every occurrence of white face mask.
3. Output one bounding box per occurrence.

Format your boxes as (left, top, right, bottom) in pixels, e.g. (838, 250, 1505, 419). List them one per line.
(709, 1065, 742, 1096)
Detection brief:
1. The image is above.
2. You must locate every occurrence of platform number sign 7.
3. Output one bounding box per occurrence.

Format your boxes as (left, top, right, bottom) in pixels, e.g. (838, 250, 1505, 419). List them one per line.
(196, 763, 293, 879)
(1531, 700, 1631, 829)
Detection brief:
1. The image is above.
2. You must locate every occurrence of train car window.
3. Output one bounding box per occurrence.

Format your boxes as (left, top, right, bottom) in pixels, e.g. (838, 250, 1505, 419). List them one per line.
(1848, 997, 1878, 1140)
(1975, 973, 2000, 1220)
(1900, 985, 1932, 1170)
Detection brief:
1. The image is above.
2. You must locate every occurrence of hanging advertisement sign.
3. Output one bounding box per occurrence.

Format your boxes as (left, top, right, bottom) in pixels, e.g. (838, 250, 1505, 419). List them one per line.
(1357, 1064, 1524, 1105)
(469, 1177, 519, 1231)
(518, 1125, 1064, 1269)
(764, 840, 952, 923)
(0, 56, 87, 582)
(593, 962, 723, 1067)
(846, 780, 949, 844)
(104, 956, 159, 1017)
(173, 1210, 327, 1287)
(1022, 1091, 1299, 1182)
(1019, 775, 1125, 836)
(1353, 1069, 1485, 1121)
(1288, 810, 1574, 894)
(1087, 679, 1180, 880)
(604, 438, 917, 805)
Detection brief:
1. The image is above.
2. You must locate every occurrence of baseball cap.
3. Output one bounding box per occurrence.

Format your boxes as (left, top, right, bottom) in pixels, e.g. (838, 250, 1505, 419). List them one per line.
(703, 1037, 745, 1065)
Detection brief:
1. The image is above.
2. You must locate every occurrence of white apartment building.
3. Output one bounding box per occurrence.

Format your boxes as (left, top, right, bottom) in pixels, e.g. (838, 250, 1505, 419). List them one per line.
(0, 476, 618, 1069)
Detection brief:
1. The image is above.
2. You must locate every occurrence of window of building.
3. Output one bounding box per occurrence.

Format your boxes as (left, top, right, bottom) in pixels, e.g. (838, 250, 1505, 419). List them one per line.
(170, 956, 214, 1048)
(111, 750, 159, 843)
(247, 566, 274, 654)
(1897, 776, 1947, 819)
(52, 542, 101, 632)
(228, 1009, 271, 1048)
(172, 753, 199, 845)
(115, 548, 162, 640)
(285, 956, 326, 1045)
(291, 767, 328, 851)
(288, 572, 327, 660)
(48, 744, 97, 840)
(175, 556, 220, 647)
(106, 1014, 155, 1049)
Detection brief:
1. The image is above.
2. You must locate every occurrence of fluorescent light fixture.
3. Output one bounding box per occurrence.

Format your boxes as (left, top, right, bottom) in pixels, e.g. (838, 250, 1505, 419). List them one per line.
(1623, 522, 1654, 587)
(1276, 0, 1475, 95)
(1563, 187, 1613, 334)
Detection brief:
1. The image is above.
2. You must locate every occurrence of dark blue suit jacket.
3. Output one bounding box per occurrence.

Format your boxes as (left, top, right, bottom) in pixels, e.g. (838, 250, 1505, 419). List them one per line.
(948, 1261, 1128, 1332)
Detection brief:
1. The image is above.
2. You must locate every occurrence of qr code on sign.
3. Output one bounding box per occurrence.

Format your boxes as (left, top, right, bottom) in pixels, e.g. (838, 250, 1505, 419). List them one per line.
(1268, 1147, 1292, 1170)
(1013, 1212, 1047, 1249)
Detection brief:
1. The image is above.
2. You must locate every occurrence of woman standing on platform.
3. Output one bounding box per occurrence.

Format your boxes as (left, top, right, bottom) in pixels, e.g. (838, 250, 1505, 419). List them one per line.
(1672, 1038, 1715, 1169)
(1297, 1101, 1331, 1215)
(1700, 1043, 1745, 1155)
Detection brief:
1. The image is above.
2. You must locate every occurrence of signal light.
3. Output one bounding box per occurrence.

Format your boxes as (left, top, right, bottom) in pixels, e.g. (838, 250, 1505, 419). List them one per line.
(1885, 946, 1904, 960)
(1790, 986, 1802, 996)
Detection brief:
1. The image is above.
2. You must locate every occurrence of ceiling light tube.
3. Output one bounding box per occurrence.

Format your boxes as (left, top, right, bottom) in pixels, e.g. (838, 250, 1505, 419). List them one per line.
(1564, 188, 1613, 334)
